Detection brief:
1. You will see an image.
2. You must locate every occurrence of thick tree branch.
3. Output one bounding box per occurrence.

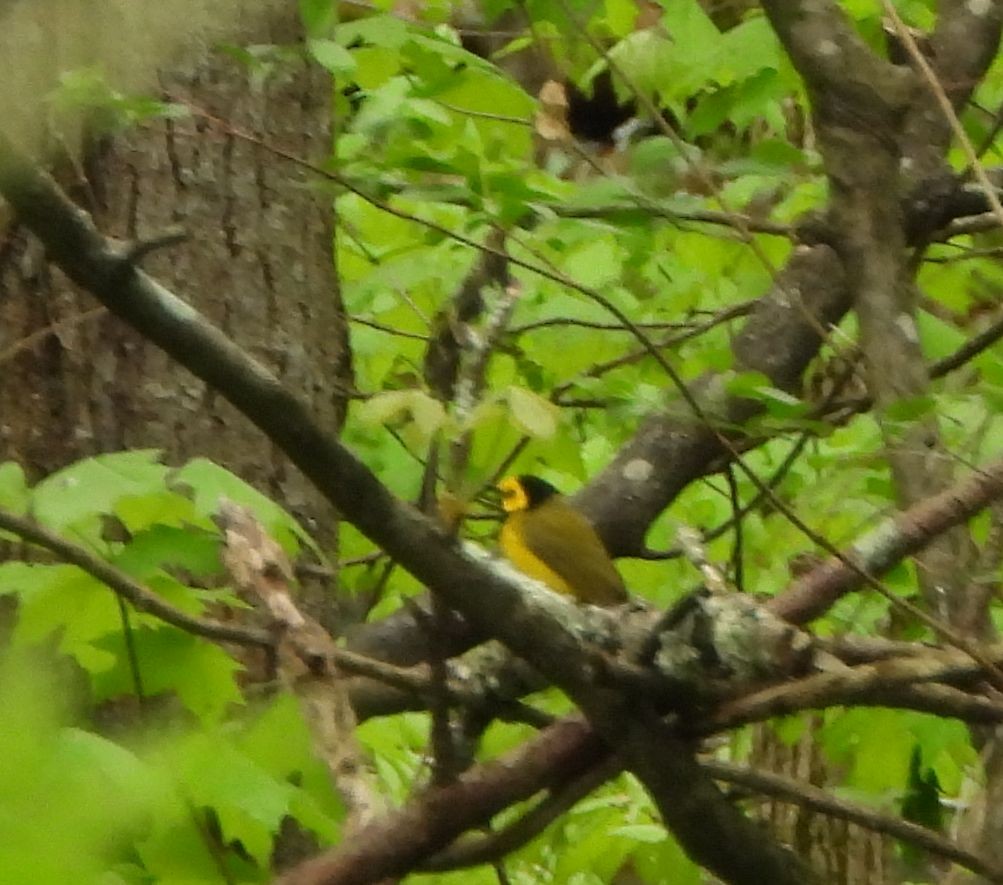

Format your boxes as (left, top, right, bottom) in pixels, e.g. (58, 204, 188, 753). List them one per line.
(352, 449, 1003, 721)
(764, 0, 1000, 629)
(616, 709, 819, 884)
(901, 0, 1003, 188)
(578, 245, 848, 555)
(770, 454, 1003, 623)
(275, 717, 606, 885)
(421, 754, 620, 872)
(933, 1, 1003, 108)
(760, 0, 909, 120)
(0, 135, 813, 882)
(702, 646, 1003, 734)
(887, 0, 1003, 231)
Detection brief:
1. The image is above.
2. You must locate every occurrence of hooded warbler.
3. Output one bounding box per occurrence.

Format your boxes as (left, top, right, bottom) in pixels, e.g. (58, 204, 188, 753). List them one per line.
(497, 475, 627, 606)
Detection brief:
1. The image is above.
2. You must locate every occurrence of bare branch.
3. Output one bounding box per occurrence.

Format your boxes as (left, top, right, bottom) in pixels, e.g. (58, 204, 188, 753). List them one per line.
(120, 227, 189, 265)
(883, 0, 1003, 230)
(217, 502, 384, 831)
(275, 717, 607, 885)
(421, 755, 620, 872)
(422, 232, 510, 402)
(611, 708, 819, 885)
(0, 305, 106, 367)
(760, 0, 908, 119)
(769, 454, 1003, 624)
(703, 646, 1003, 733)
(705, 759, 1003, 882)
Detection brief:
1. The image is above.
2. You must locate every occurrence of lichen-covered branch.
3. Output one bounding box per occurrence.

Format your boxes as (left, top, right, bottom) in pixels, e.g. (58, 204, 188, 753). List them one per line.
(770, 454, 1003, 623)
(0, 134, 811, 882)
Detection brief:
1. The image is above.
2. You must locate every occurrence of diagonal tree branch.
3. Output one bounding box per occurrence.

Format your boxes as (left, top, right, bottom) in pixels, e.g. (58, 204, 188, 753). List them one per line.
(900, 0, 1003, 189)
(615, 708, 819, 884)
(275, 716, 607, 885)
(578, 244, 849, 555)
(769, 454, 1003, 623)
(0, 506, 272, 648)
(761, 0, 909, 118)
(0, 134, 812, 884)
(705, 759, 1003, 882)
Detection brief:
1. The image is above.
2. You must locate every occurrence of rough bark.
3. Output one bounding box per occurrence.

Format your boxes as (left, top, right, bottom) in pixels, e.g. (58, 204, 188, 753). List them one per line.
(751, 721, 889, 885)
(0, 2, 351, 622)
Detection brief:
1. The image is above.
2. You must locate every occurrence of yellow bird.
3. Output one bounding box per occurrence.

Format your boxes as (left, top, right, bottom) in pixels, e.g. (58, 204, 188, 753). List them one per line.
(497, 475, 627, 606)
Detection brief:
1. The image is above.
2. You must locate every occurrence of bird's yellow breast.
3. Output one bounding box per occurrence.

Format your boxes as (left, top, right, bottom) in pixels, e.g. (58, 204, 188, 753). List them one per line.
(499, 513, 574, 597)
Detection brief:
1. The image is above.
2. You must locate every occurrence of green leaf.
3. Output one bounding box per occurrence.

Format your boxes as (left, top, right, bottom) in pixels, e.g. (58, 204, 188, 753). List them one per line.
(562, 236, 622, 289)
(352, 46, 403, 89)
(356, 389, 446, 442)
(335, 15, 409, 50)
(410, 391, 448, 439)
(820, 709, 912, 794)
(917, 309, 965, 360)
(172, 732, 297, 865)
(112, 524, 221, 582)
(0, 462, 29, 516)
(114, 487, 200, 533)
(0, 561, 41, 598)
(0, 647, 177, 883)
(93, 628, 243, 723)
(32, 450, 169, 532)
(718, 15, 784, 82)
(604, 0, 641, 36)
(724, 370, 774, 398)
(884, 394, 937, 423)
(406, 32, 499, 75)
(169, 458, 307, 556)
(505, 386, 560, 438)
(239, 694, 343, 837)
(300, 0, 335, 36)
(7, 564, 121, 672)
(634, 833, 702, 884)
(555, 804, 634, 882)
(609, 823, 666, 843)
(309, 39, 357, 76)
(136, 817, 223, 882)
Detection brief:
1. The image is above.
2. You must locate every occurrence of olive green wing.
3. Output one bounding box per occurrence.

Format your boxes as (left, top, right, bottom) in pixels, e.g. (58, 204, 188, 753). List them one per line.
(518, 500, 627, 605)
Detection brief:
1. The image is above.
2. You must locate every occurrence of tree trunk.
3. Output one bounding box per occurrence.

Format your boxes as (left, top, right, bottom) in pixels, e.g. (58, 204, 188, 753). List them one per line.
(750, 720, 891, 884)
(0, 5, 351, 622)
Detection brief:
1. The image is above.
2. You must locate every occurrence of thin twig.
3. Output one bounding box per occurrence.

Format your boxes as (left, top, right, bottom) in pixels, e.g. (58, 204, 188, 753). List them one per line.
(704, 759, 1003, 882)
(121, 228, 189, 264)
(0, 507, 272, 648)
(882, 0, 1003, 231)
(422, 754, 621, 871)
(351, 316, 430, 341)
(0, 306, 106, 366)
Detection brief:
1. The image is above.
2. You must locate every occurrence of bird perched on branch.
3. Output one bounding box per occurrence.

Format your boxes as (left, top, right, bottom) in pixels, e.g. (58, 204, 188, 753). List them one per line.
(497, 475, 627, 606)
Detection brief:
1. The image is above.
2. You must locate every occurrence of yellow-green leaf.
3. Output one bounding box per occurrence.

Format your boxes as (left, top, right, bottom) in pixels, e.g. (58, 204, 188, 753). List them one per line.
(506, 386, 559, 439)
(356, 390, 416, 427)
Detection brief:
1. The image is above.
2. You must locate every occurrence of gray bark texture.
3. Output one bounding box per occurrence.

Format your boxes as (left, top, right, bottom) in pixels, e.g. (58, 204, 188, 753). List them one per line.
(0, 2, 351, 550)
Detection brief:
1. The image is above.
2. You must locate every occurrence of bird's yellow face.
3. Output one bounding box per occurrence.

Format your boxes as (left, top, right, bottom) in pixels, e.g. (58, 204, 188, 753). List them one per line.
(495, 473, 627, 605)
(497, 476, 530, 513)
